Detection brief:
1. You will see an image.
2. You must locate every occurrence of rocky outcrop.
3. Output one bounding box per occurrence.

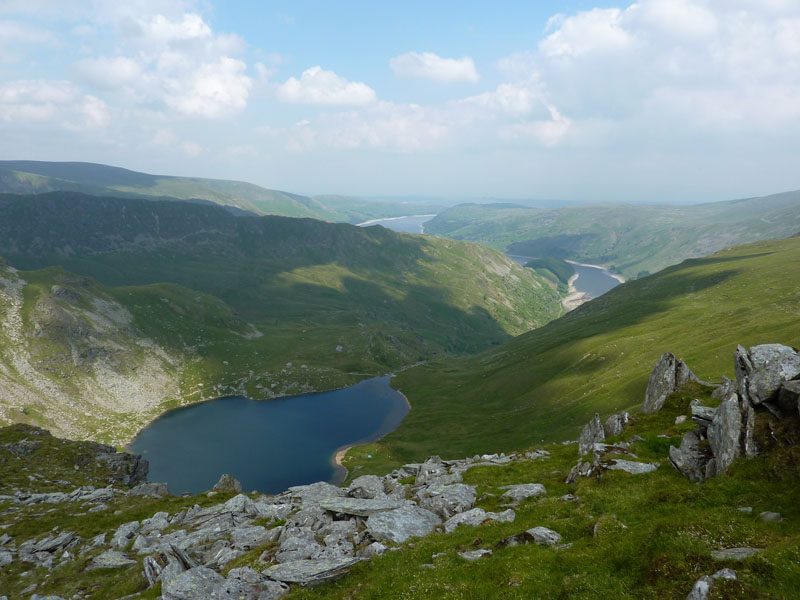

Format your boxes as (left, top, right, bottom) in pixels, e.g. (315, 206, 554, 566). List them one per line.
(213, 473, 243, 493)
(578, 413, 605, 455)
(665, 343, 800, 481)
(642, 353, 701, 413)
(735, 344, 800, 410)
(603, 412, 630, 437)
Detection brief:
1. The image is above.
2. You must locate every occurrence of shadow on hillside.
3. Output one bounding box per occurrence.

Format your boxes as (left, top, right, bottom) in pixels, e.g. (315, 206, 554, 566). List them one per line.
(1, 194, 521, 358)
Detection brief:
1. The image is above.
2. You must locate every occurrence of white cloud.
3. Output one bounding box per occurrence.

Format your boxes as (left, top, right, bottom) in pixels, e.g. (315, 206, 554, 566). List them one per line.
(461, 81, 547, 117)
(630, 0, 717, 38)
(70, 12, 253, 119)
(276, 66, 376, 105)
(164, 56, 251, 118)
(0, 79, 108, 130)
(539, 8, 634, 58)
(389, 51, 479, 83)
(500, 105, 572, 146)
(515, 0, 800, 134)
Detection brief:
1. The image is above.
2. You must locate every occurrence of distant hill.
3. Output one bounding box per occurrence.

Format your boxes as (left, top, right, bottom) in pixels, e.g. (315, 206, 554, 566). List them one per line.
(424, 191, 800, 278)
(0, 192, 562, 443)
(0, 160, 324, 218)
(0, 160, 451, 224)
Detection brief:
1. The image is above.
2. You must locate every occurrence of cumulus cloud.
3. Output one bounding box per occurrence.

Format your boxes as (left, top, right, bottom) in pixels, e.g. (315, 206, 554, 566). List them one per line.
(276, 66, 376, 105)
(71, 12, 253, 119)
(0, 79, 109, 130)
(164, 56, 251, 118)
(540, 8, 634, 58)
(521, 0, 800, 133)
(390, 52, 479, 83)
(285, 77, 570, 153)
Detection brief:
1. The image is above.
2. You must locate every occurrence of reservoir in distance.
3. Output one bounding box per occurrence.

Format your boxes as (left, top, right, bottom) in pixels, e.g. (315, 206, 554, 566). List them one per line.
(128, 376, 409, 495)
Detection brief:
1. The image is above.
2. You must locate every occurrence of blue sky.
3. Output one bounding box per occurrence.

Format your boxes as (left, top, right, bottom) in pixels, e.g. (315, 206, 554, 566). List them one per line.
(1, 0, 799, 203)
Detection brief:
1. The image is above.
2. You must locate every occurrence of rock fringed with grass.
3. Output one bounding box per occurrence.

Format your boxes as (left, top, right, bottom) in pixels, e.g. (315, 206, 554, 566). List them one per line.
(642, 352, 703, 413)
(668, 343, 800, 481)
(603, 411, 630, 437)
(213, 473, 243, 493)
(578, 413, 605, 456)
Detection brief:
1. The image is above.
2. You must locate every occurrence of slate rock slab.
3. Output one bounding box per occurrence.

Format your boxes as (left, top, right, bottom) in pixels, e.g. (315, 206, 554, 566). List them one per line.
(498, 526, 562, 548)
(738, 344, 800, 405)
(263, 557, 363, 585)
(212, 473, 242, 493)
(347, 475, 385, 499)
(366, 505, 441, 543)
(223, 567, 289, 599)
(603, 459, 660, 475)
(499, 483, 547, 502)
(458, 549, 492, 561)
(319, 497, 403, 517)
(578, 414, 605, 456)
(710, 547, 764, 561)
(161, 566, 225, 600)
(88, 550, 137, 570)
(128, 482, 170, 497)
(642, 353, 698, 413)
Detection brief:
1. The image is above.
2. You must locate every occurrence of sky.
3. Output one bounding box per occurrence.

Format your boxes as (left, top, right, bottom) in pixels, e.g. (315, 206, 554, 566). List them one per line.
(1, 0, 799, 203)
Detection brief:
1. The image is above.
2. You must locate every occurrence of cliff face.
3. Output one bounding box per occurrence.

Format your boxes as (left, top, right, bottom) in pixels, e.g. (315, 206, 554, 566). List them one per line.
(0, 264, 184, 446)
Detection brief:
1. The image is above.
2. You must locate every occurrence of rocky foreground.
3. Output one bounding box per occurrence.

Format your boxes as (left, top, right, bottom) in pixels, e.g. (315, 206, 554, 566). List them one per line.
(1, 343, 799, 600)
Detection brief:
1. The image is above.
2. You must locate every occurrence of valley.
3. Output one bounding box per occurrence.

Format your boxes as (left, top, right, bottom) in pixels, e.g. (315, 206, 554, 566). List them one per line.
(0, 192, 562, 446)
(424, 192, 800, 279)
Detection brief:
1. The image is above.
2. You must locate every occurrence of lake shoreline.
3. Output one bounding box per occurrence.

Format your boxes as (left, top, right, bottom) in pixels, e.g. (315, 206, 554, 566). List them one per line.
(356, 214, 437, 227)
(562, 273, 588, 310)
(129, 375, 409, 495)
(330, 384, 412, 484)
(564, 259, 626, 283)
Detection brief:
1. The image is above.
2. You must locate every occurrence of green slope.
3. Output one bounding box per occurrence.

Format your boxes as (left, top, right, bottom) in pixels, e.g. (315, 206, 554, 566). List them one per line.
(0, 192, 562, 443)
(424, 192, 800, 278)
(364, 234, 800, 464)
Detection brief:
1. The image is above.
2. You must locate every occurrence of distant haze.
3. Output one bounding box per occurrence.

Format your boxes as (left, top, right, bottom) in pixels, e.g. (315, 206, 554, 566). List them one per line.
(0, 1, 798, 203)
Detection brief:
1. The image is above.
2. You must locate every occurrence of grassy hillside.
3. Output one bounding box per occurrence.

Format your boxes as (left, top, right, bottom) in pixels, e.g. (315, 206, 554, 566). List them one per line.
(344, 234, 800, 466)
(424, 192, 800, 278)
(0, 193, 562, 444)
(299, 391, 800, 600)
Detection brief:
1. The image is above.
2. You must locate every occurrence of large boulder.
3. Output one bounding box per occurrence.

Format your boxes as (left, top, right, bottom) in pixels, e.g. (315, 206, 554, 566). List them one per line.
(578, 414, 605, 456)
(128, 482, 170, 498)
(222, 567, 288, 599)
(347, 475, 385, 499)
(735, 344, 800, 406)
(603, 412, 630, 438)
(499, 483, 547, 503)
(264, 557, 363, 586)
(319, 497, 403, 517)
(705, 392, 742, 477)
(212, 473, 242, 493)
(668, 431, 709, 482)
(161, 566, 225, 600)
(366, 505, 441, 543)
(642, 353, 699, 413)
(417, 484, 476, 519)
